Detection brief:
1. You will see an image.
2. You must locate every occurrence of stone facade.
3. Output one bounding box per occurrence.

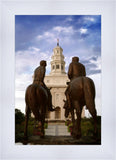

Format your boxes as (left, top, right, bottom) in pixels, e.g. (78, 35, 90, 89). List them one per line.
(44, 40, 85, 121)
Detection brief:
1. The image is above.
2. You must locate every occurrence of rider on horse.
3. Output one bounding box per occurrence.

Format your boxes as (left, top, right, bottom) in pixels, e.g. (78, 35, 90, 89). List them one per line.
(65, 57, 86, 109)
(33, 60, 55, 111)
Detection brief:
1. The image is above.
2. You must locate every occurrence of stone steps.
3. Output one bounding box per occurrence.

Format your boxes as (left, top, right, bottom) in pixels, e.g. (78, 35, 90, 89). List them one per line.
(45, 124, 70, 136)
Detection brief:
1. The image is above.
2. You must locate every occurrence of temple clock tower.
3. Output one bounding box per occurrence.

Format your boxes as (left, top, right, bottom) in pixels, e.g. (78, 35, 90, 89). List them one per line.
(50, 39, 66, 75)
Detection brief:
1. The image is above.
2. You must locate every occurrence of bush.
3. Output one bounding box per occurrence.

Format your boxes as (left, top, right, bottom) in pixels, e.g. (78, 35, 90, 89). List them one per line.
(65, 116, 101, 137)
(15, 109, 25, 125)
(15, 114, 48, 142)
(65, 120, 72, 126)
(44, 122, 48, 129)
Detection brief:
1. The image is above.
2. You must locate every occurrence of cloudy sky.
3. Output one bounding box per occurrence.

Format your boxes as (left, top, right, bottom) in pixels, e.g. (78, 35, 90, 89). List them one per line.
(15, 15, 101, 116)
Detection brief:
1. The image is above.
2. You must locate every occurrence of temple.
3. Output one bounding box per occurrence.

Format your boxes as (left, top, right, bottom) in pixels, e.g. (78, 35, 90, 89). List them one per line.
(44, 40, 85, 121)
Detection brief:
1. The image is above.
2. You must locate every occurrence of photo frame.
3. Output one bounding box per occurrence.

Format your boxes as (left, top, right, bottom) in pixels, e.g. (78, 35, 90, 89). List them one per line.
(0, 0, 115, 159)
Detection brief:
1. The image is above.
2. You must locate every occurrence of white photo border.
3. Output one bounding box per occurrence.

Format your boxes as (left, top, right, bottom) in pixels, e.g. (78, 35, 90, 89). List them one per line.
(0, 0, 116, 160)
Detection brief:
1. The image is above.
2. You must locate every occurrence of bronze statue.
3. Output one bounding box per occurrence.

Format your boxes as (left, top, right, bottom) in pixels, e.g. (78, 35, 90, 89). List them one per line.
(33, 60, 55, 111)
(24, 83, 48, 140)
(65, 57, 86, 109)
(33, 60, 46, 85)
(68, 57, 86, 80)
(24, 60, 55, 141)
(63, 76, 97, 139)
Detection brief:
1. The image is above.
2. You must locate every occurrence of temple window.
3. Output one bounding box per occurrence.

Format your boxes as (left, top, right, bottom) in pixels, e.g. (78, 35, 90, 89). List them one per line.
(56, 64, 59, 69)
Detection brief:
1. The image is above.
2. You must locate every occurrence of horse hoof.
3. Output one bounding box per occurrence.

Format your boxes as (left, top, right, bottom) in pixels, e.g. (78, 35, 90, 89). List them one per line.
(23, 137, 28, 145)
(23, 140, 28, 145)
(24, 136, 28, 141)
(76, 135, 81, 139)
(73, 133, 81, 139)
(40, 135, 45, 139)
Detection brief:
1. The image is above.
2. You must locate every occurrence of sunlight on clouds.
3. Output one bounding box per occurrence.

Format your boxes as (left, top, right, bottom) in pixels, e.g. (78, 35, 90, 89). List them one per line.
(90, 56, 101, 71)
(44, 31, 55, 38)
(80, 28, 88, 34)
(15, 46, 52, 93)
(16, 46, 51, 74)
(15, 73, 32, 91)
(84, 17, 95, 22)
(53, 26, 74, 34)
(36, 25, 75, 45)
(37, 35, 43, 40)
(37, 31, 55, 41)
(28, 46, 40, 52)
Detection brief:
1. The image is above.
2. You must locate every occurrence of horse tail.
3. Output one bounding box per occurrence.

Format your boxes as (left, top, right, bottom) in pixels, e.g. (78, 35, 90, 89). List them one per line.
(83, 77, 96, 115)
(26, 84, 41, 120)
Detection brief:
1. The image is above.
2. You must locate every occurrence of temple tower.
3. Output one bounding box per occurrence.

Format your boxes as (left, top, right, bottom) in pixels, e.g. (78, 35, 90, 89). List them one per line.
(50, 39, 66, 75)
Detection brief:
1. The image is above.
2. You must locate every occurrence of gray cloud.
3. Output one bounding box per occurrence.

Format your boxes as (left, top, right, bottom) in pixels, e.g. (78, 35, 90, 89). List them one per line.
(64, 55, 101, 76)
(81, 56, 101, 76)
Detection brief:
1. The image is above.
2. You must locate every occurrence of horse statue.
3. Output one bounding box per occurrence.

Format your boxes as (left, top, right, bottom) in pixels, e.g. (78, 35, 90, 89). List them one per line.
(63, 76, 97, 139)
(24, 83, 49, 141)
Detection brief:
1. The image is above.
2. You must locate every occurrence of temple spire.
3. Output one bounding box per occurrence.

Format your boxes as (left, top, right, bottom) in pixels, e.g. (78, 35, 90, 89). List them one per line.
(57, 38, 59, 46)
(50, 39, 66, 75)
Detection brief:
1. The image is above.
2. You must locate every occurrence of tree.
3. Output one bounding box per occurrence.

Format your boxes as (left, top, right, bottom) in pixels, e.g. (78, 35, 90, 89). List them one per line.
(15, 109, 25, 124)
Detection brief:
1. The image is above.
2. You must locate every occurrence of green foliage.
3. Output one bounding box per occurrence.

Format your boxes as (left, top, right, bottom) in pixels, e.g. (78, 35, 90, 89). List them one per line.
(15, 122, 25, 142)
(44, 122, 48, 129)
(66, 116, 101, 137)
(81, 120, 94, 136)
(65, 120, 72, 126)
(15, 109, 25, 125)
(15, 110, 48, 142)
(81, 116, 101, 136)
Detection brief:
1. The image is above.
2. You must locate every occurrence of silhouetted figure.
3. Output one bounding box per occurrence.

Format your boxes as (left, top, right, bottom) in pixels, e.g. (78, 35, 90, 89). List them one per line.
(68, 57, 86, 80)
(33, 60, 46, 85)
(33, 60, 55, 111)
(65, 57, 86, 108)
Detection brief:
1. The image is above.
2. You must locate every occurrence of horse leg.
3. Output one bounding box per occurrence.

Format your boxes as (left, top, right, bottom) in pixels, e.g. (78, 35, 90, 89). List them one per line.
(71, 109, 75, 136)
(24, 105, 30, 141)
(32, 109, 41, 121)
(75, 107, 82, 139)
(87, 101, 97, 135)
(71, 109, 75, 124)
(73, 101, 82, 139)
(40, 106, 46, 138)
(40, 115, 45, 138)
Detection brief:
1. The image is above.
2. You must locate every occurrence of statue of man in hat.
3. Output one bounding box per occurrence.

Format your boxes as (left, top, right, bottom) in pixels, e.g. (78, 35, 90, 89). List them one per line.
(65, 57, 86, 108)
(33, 60, 55, 111)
